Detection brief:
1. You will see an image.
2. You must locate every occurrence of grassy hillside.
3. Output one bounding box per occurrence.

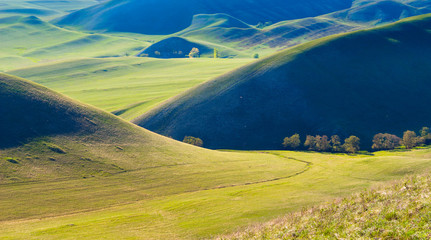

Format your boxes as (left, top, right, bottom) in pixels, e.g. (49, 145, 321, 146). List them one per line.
(136, 14, 431, 150)
(220, 173, 431, 239)
(328, 0, 431, 24)
(0, 16, 150, 71)
(8, 57, 252, 120)
(178, 0, 431, 54)
(54, 0, 353, 34)
(2, 75, 431, 239)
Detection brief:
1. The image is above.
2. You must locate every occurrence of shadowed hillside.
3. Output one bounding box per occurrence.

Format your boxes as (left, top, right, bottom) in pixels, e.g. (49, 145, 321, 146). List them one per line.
(135, 14, 431, 150)
(0, 74, 98, 148)
(178, 0, 431, 52)
(54, 0, 353, 34)
(328, 0, 430, 24)
(137, 37, 212, 58)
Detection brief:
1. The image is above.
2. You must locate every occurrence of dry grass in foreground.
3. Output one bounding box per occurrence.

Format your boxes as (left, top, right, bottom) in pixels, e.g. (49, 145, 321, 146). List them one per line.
(218, 174, 431, 240)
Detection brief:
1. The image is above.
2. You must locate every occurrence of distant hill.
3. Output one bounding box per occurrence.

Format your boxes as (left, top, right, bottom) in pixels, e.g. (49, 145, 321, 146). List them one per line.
(178, 0, 431, 51)
(137, 37, 212, 58)
(328, 0, 431, 25)
(0, 0, 104, 20)
(135, 14, 431, 150)
(54, 0, 353, 34)
(0, 15, 149, 71)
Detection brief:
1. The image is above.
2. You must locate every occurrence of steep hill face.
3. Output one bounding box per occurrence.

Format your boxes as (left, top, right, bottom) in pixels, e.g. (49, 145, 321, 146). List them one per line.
(0, 74, 98, 148)
(135, 14, 431, 150)
(54, 0, 353, 34)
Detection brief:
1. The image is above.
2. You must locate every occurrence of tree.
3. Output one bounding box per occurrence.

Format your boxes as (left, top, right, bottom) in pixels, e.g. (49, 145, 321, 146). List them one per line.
(330, 135, 342, 152)
(304, 135, 318, 151)
(403, 130, 419, 149)
(253, 53, 259, 59)
(315, 135, 331, 152)
(189, 48, 200, 58)
(183, 136, 203, 147)
(214, 48, 219, 58)
(282, 134, 301, 149)
(343, 136, 360, 153)
(420, 127, 430, 137)
(372, 133, 401, 151)
(420, 127, 431, 145)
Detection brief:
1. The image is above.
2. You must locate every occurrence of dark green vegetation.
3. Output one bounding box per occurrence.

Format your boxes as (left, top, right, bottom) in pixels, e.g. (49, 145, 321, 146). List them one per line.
(54, 0, 353, 34)
(136, 14, 431, 150)
(220, 173, 431, 239)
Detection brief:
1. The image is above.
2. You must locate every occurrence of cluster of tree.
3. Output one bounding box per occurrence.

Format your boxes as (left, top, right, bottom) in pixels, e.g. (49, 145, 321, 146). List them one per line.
(372, 133, 401, 150)
(189, 48, 200, 58)
(283, 134, 360, 153)
(183, 136, 203, 147)
(283, 126, 431, 153)
(372, 127, 431, 150)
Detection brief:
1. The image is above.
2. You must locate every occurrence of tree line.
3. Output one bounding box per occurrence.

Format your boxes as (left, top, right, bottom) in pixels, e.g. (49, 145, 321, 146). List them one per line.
(283, 127, 431, 153)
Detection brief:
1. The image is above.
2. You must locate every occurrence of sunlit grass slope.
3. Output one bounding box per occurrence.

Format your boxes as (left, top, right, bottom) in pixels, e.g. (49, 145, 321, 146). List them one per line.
(0, 73, 312, 238)
(1, 74, 431, 239)
(136, 14, 431, 150)
(8, 57, 252, 120)
(221, 173, 431, 239)
(0, 16, 149, 71)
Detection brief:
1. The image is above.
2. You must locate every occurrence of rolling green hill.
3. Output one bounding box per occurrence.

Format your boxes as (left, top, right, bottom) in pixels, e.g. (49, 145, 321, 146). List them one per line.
(0, 16, 150, 71)
(135, 14, 431, 150)
(328, 0, 431, 24)
(2, 73, 431, 239)
(54, 0, 353, 35)
(178, 0, 431, 53)
(7, 57, 252, 120)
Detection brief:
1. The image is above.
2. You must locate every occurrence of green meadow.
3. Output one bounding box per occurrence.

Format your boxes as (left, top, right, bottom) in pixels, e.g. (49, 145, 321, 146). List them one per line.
(8, 57, 252, 120)
(2, 1, 431, 239)
(1, 145, 431, 239)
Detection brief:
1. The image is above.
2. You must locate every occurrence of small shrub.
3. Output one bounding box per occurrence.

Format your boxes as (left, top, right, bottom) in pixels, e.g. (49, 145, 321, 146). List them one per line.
(45, 143, 66, 154)
(183, 136, 203, 147)
(253, 53, 259, 59)
(5, 158, 19, 164)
